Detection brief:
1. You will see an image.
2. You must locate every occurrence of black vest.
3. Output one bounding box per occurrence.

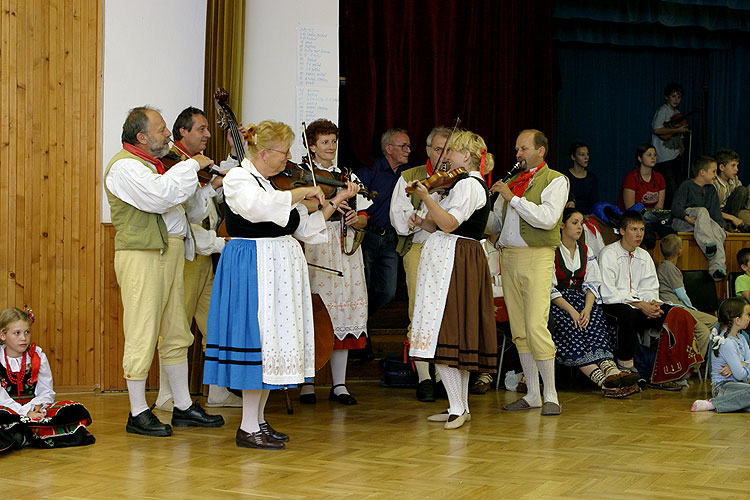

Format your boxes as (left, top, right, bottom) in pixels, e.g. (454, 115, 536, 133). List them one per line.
(223, 174, 301, 237)
(451, 176, 491, 240)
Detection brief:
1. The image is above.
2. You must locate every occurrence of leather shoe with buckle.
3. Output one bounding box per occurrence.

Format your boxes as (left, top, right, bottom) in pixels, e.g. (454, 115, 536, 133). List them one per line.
(259, 421, 289, 442)
(236, 428, 285, 450)
(171, 402, 225, 427)
(329, 384, 357, 405)
(416, 380, 435, 402)
(126, 408, 172, 437)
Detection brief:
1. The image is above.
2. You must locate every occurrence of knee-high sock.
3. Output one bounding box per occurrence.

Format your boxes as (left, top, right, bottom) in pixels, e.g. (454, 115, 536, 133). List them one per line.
(126, 379, 149, 416)
(156, 360, 173, 405)
(519, 352, 541, 407)
(415, 360, 431, 383)
(330, 349, 350, 395)
(241, 389, 262, 433)
(207, 384, 231, 403)
(162, 361, 192, 411)
(536, 358, 558, 405)
(459, 369, 470, 415)
(258, 389, 270, 423)
(435, 364, 464, 416)
(300, 383, 315, 395)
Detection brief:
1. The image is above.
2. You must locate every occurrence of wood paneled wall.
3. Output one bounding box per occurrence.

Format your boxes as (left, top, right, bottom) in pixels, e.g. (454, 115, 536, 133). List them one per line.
(1, 0, 102, 390)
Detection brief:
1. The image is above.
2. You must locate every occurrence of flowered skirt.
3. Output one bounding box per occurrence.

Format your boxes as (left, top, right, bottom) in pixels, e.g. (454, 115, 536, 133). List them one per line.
(549, 288, 615, 367)
(0, 400, 94, 452)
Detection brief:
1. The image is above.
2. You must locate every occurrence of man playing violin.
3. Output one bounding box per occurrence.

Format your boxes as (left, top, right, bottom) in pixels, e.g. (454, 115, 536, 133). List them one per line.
(104, 106, 224, 437)
(487, 129, 569, 416)
(390, 126, 450, 402)
(154, 107, 243, 412)
(652, 82, 689, 207)
(357, 128, 413, 315)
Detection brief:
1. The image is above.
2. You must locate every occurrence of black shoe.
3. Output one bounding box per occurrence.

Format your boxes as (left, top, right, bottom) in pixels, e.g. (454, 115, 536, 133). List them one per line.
(126, 408, 172, 437)
(416, 380, 435, 402)
(259, 421, 289, 442)
(236, 428, 285, 450)
(299, 383, 317, 404)
(171, 402, 225, 428)
(712, 269, 727, 281)
(328, 384, 357, 405)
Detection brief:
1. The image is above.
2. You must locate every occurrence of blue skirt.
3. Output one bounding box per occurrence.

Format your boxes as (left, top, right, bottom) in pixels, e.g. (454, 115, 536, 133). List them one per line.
(549, 288, 616, 367)
(203, 239, 287, 390)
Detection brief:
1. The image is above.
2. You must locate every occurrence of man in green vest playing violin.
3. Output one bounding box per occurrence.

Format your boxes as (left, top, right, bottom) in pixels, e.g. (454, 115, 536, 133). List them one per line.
(487, 129, 569, 416)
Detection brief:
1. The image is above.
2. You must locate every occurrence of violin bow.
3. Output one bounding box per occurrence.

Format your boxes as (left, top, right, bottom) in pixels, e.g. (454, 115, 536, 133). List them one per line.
(300, 122, 324, 210)
(433, 117, 461, 172)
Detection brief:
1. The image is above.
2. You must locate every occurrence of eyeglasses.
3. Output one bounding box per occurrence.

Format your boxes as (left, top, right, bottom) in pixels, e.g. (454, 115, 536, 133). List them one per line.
(389, 143, 412, 151)
(267, 147, 291, 156)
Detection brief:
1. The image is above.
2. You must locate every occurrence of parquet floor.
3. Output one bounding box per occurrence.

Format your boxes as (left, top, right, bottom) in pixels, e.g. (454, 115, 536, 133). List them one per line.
(3, 379, 748, 500)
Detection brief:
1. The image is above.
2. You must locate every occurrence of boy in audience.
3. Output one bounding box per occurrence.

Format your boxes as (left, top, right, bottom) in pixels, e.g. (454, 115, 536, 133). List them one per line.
(656, 234, 714, 358)
(671, 156, 727, 280)
(712, 148, 748, 231)
(735, 248, 750, 300)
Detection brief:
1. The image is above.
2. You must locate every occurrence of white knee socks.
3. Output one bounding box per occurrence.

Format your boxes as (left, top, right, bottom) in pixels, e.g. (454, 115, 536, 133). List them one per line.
(460, 369, 470, 415)
(415, 360, 431, 383)
(258, 389, 270, 423)
(518, 352, 541, 407)
(435, 364, 464, 416)
(330, 349, 350, 396)
(156, 360, 173, 406)
(126, 379, 149, 416)
(241, 389, 262, 433)
(537, 358, 558, 405)
(162, 361, 192, 411)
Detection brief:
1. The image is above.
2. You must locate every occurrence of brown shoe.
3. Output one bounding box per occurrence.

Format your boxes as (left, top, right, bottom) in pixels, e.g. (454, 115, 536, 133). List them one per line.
(540, 402, 561, 416)
(502, 398, 538, 411)
(469, 373, 493, 394)
(259, 421, 289, 442)
(603, 384, 640, 398)
(602, 371, 640, 389)
(646, 381, 683, 391)
(236, 428, 285, 450)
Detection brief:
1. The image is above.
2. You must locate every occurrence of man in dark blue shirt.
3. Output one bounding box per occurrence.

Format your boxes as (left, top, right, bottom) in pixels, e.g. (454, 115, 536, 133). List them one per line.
(357, 128, 412, 314)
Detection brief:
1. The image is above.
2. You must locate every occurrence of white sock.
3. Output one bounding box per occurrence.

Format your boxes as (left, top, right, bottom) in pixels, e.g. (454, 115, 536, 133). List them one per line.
(459, 370, 470, 415)
(537, 358, 558, 405)
(126, 379, 149, 416)
(300, 383, 315, 396)
(691, 399, 715, 412)
(435, 364, 464, 416)
(241, 389, 262, 433)
(518, 352, 541, 406)
(258, 389, 270, 423)
(156, 360, 173, 405)
(330, 350, 350, 396)
(207, 385, 231, 403)
(163, 361, 192, 411)
(415, 361, 431, 383)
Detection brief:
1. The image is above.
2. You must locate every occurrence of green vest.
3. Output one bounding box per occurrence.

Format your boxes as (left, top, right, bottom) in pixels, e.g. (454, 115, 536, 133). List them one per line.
(104, 149, 169, 251)
(501, 165, 564, 247)
(395, 164, 429, 256)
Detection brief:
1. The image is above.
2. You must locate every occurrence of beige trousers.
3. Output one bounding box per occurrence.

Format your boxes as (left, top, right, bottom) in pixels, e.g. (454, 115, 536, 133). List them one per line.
(500, 246, 557, 360)
(114, 236, 194, 380)
(183, 254, 213, 350)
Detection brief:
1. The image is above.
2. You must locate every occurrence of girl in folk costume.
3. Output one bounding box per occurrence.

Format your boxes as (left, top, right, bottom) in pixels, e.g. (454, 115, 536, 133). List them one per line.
(408, 130, 497, 430)
(203, 121, 358, 450)
(550, 208, 640, 397)
(300, 119, 371, 405)
(0, 308, 94, 452)
(692, 297, 750, 413)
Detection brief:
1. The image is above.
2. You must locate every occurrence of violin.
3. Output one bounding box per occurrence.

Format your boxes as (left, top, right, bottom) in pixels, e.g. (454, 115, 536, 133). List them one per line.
(405, 166, 468, 194)
(657, 108, 699, 140)
(162, 143, 224, 184)
(271, 160, 378, 201)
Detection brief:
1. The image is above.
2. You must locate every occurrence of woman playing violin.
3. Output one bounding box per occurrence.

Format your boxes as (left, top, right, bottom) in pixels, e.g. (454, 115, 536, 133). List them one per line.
(407, 130, 497, 430)
(203, 120, 358, 450)
(300, 119, 371, 406)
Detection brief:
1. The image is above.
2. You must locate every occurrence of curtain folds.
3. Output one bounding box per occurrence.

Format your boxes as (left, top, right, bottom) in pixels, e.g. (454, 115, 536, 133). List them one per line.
(203, 0, 246, 164)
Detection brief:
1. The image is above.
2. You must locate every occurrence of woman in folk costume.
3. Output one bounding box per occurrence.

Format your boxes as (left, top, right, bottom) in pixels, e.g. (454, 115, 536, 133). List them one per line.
(300, 119, 371, 406)
(549, 208, 640, 398)
(203, 121, 358, 450)
(408, 130, 497, 430)
(0, 307, 94, 452)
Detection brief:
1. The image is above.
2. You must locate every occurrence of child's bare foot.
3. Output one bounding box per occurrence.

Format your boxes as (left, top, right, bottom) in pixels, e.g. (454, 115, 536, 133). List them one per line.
(691, 399, 715, 412)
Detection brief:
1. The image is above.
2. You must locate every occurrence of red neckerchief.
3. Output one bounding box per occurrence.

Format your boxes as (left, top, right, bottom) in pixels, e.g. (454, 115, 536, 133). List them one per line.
(174, 140, 194, 159)
(426, 158, 435, 176)
(508, 162, 545, 197)
(4, 343, 40, 396)
(123, 142, 166, 174)
(582, 217, 601, 236)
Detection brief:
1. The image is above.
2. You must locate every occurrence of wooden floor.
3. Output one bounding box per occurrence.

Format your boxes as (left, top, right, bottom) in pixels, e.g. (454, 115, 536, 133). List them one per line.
(3, 378, 749, 500)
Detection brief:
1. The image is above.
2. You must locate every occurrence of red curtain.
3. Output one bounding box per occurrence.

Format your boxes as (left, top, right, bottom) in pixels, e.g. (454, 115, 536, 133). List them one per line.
(340, 0, 556, 180)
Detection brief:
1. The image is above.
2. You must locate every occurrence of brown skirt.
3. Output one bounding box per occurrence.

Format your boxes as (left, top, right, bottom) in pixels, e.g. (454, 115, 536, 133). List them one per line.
(429, 238, 497, 372)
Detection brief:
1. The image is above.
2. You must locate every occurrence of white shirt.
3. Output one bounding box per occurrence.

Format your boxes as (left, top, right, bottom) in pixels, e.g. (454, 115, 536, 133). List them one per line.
(390, 175, 441, 244)
(105, 155, 200, 238)
(0, 345, 55, 416)
(439, 171, 488, 225)
(192, 223, 226, 256)
(184, 155, 239, 228)
(486, 172, 569, 248)
(551, 243, 602, 301)
(223, 158, 328, 244)
(598, 241, 659, 304)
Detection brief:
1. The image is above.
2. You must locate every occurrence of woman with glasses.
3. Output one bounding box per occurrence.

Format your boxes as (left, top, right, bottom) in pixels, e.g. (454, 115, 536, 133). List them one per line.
(203, 120, 358, 450)
(300, 119, 371, 406)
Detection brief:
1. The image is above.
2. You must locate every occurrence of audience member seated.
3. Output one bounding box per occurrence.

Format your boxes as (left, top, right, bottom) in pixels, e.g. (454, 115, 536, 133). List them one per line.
(735, 248, 750, 300)
(549, 208, 639, 397)
(671, 156, 727, 281)
(564, 142, 598, 215)
(619, 143, 666, 212)
(656, 234, 714, 358)
(712, 148, 749, 231)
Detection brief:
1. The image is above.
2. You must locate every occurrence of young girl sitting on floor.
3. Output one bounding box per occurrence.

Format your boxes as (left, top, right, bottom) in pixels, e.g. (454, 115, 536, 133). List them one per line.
(0, 307, 94, 451)
(692, 297, 750, 413)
